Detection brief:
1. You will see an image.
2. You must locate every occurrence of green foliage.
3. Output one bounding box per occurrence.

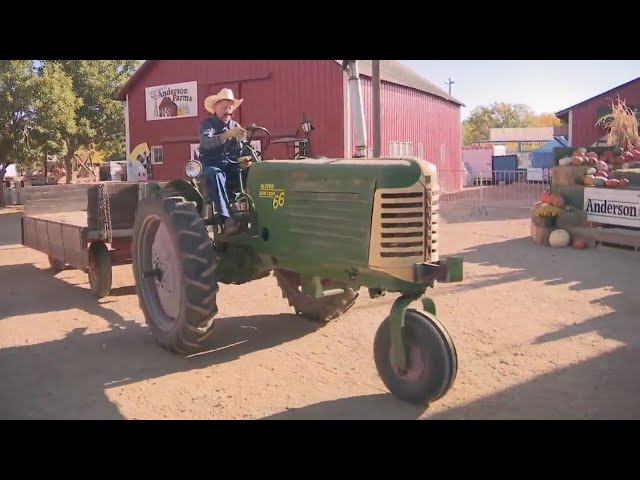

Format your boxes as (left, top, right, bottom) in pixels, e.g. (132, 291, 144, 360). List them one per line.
(0, 60, 142, 173)
(0, 60, 40, 168)
(462, 102, 564, 145)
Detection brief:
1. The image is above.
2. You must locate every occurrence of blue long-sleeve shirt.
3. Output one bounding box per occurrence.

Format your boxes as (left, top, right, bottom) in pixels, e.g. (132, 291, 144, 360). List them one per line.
(198, 115, 242, 168)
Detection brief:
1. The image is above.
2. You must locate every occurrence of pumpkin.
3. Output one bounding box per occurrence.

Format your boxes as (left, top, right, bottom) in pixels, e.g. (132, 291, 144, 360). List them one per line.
(586, 167, 596, 175)
(633, 150, 640, 161)
(606, 179, 620, 187)
(552, 195, 565, 207)
(573, 238, 587, 249)
(549, 229, 571, 248)
(619, 178, 630, 188)
(584, 174, 595, 186)
(571, 156, 583, 166)
(559, 157, 572, 166)
(540, 189, 554, 204)
(596, 160, 608, 172)
(594, 177, 607, 187)
(623, 162, 630, 169)
(595, 170, 608, 179)
(587, 151, 598, 159)
(578, 148, 587, 155)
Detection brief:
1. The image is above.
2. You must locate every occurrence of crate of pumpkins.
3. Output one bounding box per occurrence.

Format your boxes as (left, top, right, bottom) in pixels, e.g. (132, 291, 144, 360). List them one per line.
(558, 147, 639, 188)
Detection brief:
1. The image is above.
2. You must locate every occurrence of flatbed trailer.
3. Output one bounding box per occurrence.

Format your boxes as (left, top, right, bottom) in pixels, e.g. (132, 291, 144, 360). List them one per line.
(20, 181, 141, 298)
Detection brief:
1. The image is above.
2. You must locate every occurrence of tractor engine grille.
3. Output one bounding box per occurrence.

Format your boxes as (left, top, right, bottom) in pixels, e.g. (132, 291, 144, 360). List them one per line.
(368, 181, 438, 281)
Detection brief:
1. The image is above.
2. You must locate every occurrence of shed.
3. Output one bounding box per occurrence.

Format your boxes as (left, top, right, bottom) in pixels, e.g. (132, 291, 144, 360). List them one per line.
(531, 137, 570, 168)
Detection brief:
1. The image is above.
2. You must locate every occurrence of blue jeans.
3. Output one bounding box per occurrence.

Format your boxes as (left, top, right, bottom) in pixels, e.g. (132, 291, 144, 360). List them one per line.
(203, 164, 235, 219)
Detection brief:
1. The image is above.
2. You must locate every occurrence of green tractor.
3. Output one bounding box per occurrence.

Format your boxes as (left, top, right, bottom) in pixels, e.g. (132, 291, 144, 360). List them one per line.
(131, 63, 464, 407)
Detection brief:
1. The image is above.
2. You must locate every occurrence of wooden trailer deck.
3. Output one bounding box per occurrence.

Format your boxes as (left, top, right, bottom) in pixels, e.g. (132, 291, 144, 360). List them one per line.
(20, 181, 141, 298)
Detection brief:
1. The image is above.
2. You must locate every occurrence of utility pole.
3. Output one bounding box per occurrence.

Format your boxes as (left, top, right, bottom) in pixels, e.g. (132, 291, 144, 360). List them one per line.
(372, 60, 381, 158)
(445, 77, 455, 95)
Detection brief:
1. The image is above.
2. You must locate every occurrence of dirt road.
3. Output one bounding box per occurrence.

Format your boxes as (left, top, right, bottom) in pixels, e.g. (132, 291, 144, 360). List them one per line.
(1, 205, 639, 419)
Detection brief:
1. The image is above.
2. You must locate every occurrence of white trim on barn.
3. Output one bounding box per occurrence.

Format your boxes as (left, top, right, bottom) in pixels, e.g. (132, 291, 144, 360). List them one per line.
(568, 109, 573, 147)
(343, 71, 351, 158)
(125, 94, 131, 158)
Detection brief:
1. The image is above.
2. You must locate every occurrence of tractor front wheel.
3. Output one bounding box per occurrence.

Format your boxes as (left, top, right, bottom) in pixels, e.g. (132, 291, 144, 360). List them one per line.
(373, 309, 457, 406)
(274, 269, 359, 323)
(132, 189, 219, 355)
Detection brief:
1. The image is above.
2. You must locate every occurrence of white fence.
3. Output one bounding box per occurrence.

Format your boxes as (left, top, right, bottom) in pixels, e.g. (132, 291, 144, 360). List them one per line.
(437, 169, 552, 213)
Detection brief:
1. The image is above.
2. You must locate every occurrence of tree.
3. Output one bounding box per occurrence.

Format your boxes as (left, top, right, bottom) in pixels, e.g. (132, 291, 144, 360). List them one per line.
(462, 102, 563, 145)
(40, 60, 141, 183)
(0, 61, 43, 206)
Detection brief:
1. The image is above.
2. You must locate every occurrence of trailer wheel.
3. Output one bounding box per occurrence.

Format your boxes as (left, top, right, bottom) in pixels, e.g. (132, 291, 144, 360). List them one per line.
(373, 309, 457, 406)
(48, 256, 66, 272)
(88, 241, 112, 298)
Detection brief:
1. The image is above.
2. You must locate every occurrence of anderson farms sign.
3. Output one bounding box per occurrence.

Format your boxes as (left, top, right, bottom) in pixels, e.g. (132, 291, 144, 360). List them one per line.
(584, 187, 640, 227)
(145, 81, 198, 121)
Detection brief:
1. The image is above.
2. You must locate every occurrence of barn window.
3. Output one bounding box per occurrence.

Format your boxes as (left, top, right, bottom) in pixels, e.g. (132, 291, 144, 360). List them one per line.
(151, 146, 164, 164)
(390, 141, 413, 157)
(418, 142, 424, 159)
(190, 143, 200, 161)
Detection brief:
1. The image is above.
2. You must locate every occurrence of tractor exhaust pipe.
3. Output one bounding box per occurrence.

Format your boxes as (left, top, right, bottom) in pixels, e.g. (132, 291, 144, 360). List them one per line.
(343, 60, 367, 158)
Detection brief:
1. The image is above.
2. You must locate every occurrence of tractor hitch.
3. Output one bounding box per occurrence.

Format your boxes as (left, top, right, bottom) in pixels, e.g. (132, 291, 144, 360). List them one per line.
(414, 256, 463, 284)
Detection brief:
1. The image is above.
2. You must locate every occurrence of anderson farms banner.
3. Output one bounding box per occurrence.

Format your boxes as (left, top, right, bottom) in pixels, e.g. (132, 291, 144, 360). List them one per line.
(584, 187, 640, 228)
(145, 81, 198, 121)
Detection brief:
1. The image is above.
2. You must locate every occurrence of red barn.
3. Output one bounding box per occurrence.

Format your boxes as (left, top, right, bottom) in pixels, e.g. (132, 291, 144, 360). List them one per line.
(115, 60, 465, 191)
(555, 76, 640, 148)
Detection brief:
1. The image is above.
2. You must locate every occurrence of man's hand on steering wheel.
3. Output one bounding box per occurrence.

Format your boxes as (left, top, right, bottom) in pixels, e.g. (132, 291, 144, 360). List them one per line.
(224, 125, 247, 141)
(238, 155, 252, 170)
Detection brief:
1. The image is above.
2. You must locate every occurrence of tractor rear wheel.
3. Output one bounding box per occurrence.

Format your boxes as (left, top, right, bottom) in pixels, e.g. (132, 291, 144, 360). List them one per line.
(132, 189, 219, 355)
(274, 269, 359, 323)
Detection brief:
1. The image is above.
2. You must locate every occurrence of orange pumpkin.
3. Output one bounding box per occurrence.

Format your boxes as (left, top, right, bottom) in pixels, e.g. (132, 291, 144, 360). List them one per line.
(573, 238, 587, 249)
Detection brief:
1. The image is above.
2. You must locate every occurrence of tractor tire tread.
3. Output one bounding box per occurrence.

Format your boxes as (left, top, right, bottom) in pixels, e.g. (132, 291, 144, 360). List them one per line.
(274, 269, 359, 323)
(132, 189, 219, 355)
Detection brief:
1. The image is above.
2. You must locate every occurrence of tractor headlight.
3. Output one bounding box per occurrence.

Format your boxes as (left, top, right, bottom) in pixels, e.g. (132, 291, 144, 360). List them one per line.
(185, 160, 203, 178)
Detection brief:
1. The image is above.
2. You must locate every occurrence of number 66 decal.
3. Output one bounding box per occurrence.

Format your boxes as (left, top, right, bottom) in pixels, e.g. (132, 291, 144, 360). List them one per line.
(272, 191, 285, 209)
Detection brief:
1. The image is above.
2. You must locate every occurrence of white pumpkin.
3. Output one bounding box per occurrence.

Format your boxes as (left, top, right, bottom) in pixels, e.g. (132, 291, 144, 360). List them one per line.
(549, 229, 571, 248)
(559, 157, 572, 166)
(586, 167, 597, 175)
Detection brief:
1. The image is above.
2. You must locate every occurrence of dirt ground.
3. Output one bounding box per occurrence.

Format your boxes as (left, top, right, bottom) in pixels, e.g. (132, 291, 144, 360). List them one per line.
(1, 204, 639, 420)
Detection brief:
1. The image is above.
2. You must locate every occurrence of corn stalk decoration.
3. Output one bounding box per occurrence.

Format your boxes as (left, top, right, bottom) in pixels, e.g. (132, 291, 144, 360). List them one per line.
(595, 96, 640, 151)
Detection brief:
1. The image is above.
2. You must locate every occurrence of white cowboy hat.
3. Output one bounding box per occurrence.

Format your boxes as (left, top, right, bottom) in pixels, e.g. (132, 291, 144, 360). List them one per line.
(204, 88, 243, 114)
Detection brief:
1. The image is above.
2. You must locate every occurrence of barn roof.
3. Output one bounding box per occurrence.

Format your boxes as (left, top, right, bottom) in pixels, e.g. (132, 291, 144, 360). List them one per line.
(114, 60, 464, 106)
(555, 76, 640, 119)
(333, 60, 464, 106)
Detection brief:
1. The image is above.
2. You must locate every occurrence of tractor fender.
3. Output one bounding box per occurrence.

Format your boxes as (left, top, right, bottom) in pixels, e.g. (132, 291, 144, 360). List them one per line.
(165, 179, 205, 215)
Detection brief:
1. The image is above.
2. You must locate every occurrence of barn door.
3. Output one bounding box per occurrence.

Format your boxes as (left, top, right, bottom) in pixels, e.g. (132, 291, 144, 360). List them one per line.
(208, 82, 242, 124)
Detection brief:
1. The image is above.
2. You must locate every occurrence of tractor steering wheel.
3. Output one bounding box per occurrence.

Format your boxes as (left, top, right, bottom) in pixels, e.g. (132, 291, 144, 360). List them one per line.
(223, 123, 271, 164)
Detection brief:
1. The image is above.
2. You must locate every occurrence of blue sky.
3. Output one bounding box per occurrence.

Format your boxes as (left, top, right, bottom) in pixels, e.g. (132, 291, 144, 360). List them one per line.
(399, 60, 640, 119)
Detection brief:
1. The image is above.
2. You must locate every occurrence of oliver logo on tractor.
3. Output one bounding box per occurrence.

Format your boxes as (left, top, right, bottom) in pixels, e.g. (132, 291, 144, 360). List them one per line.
(131, 122, 464, 408)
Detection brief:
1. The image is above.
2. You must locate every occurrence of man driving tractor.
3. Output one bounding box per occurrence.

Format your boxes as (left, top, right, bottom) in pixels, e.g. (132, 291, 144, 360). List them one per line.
(199, 88, 252, 235)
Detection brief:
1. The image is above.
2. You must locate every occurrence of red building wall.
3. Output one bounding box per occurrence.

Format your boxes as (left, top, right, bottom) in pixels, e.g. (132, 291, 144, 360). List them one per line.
(353, 77, 462, 193)
(125, 60, 345, 180)
(571, 79, 640, 148)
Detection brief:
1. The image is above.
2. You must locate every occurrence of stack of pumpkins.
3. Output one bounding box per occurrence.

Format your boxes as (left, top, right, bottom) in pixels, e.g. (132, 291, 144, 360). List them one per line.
(533, 189, 587, 249)
(558, 147, 635, 188)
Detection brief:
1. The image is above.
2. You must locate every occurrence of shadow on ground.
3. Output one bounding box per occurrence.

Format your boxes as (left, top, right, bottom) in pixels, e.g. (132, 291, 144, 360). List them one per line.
(426, 344, 640, 419)
(449, 234, 640, 347)
(0, 263, 324, 419)
(258, 344, 640, 420)
(261, 393, 426, 420)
